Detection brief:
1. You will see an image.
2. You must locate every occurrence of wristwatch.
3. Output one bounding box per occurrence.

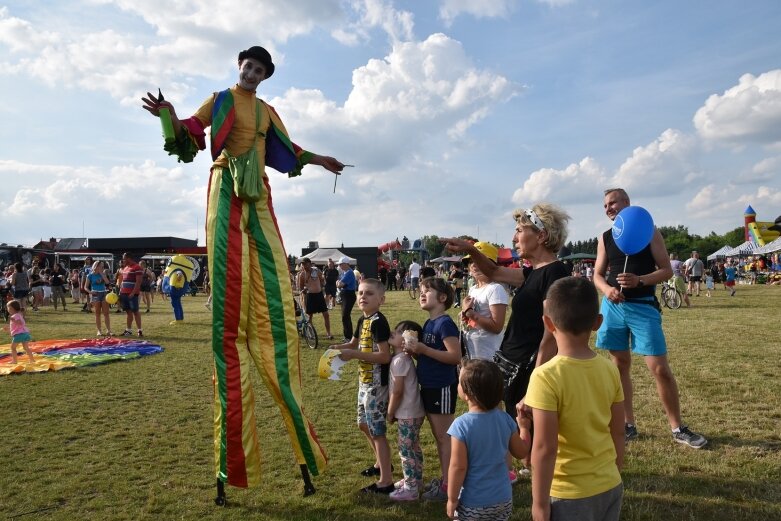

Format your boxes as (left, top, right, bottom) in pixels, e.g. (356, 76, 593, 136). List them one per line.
(637, 278, 645, 288)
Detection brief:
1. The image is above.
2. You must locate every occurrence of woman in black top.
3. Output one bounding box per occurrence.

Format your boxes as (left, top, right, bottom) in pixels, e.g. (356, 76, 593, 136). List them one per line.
(443, 203, 571, 415)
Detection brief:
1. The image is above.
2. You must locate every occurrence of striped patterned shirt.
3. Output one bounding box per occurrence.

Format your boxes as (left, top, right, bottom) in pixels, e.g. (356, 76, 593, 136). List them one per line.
(120, 263, 143, 295)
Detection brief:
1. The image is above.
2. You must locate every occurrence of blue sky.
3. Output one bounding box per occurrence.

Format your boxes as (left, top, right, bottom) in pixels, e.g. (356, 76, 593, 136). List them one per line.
(1, 0, 780, 254)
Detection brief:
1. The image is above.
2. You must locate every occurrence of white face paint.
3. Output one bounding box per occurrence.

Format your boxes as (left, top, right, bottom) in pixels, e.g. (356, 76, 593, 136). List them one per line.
(238, 58, 267, 91)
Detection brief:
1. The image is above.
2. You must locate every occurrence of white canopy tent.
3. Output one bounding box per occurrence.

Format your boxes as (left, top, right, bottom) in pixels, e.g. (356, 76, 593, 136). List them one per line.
(430, 255, 463, 263)
(298, 248, 355, 265)
(723, 241, 758, 257)
(707, 245, 733, 261)
(754, 236, 781, 255)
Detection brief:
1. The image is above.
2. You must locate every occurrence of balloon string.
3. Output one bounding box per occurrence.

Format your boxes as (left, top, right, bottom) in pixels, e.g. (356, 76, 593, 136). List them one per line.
(619, 255, 629, 295)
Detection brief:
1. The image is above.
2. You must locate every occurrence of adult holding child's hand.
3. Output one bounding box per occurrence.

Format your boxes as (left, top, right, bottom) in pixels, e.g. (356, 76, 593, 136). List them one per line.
(442, 203, 571, 418)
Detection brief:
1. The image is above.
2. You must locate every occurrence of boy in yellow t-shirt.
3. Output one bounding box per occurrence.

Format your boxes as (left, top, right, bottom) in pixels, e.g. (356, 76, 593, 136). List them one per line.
(522, 277, 624, 521)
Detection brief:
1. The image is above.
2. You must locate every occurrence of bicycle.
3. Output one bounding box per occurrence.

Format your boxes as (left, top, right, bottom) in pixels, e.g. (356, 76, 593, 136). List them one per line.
(408, 278, 418, 300)
(660, 278, 682, 309)
(294, 292, 318, 349)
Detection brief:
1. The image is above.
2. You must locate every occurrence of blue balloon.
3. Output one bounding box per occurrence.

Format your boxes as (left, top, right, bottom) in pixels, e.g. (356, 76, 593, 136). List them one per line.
(612, 206, 655, 255)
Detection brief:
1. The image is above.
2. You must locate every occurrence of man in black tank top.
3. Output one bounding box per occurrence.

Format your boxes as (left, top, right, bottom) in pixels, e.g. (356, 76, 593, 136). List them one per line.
(593, 188, 707, 449)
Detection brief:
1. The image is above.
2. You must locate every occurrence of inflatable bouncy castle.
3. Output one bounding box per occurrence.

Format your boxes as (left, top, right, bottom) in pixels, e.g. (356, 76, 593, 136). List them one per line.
(744, 205, 781, 246)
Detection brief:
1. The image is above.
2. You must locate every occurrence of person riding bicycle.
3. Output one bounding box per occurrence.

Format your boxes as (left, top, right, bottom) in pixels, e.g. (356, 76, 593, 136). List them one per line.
(668, 253, 690, 307)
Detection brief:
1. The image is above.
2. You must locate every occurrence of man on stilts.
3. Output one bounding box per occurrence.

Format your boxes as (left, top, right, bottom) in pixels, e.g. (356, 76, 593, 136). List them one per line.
(142, 46, 344, 503)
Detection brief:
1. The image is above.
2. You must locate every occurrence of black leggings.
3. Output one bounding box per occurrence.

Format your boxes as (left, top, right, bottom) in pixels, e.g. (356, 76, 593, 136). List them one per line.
(340, 290, 356, 340)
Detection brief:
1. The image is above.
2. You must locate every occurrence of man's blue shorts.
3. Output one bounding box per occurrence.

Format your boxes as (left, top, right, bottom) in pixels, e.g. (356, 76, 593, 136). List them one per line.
(596, 296, 667, 356)
(120, 294, 140, 312)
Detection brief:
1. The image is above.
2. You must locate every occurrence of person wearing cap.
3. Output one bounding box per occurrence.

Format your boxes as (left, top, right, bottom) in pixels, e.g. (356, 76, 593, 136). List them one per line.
(336, 256, 357, 342)
(141, 46, 338, 490)
(460, 242, 508, 361)
(443, 203, 571, 418)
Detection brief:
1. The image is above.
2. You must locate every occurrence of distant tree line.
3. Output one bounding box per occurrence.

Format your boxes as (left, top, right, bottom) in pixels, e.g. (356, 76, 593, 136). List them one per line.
(402, 226, 746, 264)
(566, 226, 746, 258)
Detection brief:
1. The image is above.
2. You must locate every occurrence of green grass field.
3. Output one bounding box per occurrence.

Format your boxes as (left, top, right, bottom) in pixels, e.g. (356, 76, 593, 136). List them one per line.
(1, 284, 779, 520)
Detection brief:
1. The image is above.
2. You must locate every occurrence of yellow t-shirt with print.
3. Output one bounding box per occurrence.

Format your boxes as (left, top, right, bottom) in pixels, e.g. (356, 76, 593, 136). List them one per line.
(524, 354, 623, 499)
(355, 311, 391, 386)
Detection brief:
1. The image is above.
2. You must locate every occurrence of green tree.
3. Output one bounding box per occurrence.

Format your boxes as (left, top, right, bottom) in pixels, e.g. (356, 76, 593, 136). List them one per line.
(724, 227, 745, 246)
(420, 235, 443, 259)
(659, 225, 692, 258)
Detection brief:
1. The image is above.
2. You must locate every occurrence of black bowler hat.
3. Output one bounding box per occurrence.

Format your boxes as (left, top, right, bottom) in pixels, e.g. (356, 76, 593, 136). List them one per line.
(238, 46, 275, 79)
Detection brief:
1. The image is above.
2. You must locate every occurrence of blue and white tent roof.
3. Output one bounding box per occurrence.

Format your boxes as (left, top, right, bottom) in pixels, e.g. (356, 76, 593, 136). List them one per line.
(723, 241, 758, 257)
(753, 236, 781, 255)
(706, 245, 733, 260)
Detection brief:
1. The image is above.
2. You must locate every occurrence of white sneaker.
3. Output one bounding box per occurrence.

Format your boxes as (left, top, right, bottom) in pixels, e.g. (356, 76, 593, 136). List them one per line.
(389, 485, 419, 501)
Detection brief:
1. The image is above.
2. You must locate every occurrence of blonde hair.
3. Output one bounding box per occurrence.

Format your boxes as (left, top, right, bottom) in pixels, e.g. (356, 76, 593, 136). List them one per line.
(513, 203, 570, 252)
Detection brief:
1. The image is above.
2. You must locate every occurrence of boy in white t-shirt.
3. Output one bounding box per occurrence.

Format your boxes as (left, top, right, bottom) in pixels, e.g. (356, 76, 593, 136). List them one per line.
(387, 320, 426, 501)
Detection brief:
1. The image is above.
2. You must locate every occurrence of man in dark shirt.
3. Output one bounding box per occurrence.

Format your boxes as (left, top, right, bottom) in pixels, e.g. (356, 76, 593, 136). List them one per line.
(593, 188, 706, 448)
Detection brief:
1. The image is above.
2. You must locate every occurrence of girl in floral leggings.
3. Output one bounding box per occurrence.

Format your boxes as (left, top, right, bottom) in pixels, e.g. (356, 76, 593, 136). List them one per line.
(386, 320, 425, 501)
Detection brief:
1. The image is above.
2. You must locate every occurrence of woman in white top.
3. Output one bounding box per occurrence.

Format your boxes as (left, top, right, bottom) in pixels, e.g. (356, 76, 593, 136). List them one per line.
(460, 242, 509, 360)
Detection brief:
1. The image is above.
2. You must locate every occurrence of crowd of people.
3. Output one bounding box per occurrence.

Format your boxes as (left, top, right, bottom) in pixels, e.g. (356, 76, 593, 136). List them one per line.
(5, 190, 778, 520)
(0, 253, 212, 340)
(309, 189, 717, 520)
(6, 184, 779, 519)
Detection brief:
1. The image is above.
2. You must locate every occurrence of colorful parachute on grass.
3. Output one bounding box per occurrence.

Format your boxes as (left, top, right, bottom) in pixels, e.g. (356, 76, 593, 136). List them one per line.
(0, 337, 164, 376)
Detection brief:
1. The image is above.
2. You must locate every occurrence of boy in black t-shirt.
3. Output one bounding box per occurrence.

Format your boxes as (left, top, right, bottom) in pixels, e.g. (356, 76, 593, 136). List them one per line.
(333, 279, 393, 494)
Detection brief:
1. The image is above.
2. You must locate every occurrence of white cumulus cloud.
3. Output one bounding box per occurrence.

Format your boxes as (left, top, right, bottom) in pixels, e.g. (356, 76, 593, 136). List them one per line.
(693, 70, 781, 145)
(0, 159, 206, 243)
(270, 33, 517, 171)
(611, 129, 700, 196)
(511, 157, 609, 205)
(439, 0, 517, 25)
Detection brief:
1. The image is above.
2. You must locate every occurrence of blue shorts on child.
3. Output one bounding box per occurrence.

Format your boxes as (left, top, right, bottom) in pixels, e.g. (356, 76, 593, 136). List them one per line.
(12, 332, 32, 343)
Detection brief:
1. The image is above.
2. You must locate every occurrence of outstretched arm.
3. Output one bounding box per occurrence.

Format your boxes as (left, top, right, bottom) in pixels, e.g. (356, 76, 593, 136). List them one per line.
(307, 154, 346, 174)
(141, 91, 183, 136)
(441, 237, 525, 286)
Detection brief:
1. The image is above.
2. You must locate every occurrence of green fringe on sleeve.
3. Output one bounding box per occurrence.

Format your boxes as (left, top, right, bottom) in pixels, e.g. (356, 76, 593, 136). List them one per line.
(163, 129, 199, 164)
(288, 150, 314, 178)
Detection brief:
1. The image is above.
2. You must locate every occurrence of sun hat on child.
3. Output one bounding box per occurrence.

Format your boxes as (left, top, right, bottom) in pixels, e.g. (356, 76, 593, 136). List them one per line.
(464, 242, 499, 263)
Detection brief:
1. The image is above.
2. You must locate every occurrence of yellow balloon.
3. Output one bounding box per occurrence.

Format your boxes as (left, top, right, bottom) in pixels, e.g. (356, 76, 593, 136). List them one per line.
(106, 292, 119, 305)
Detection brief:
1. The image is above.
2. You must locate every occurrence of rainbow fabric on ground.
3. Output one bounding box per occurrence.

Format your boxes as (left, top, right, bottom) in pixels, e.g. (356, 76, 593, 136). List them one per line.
(0, 338, 164, 375)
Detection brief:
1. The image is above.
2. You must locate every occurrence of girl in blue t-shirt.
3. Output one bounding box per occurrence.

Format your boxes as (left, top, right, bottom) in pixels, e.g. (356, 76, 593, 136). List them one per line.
(404, 277, 460, 501)
(447, 359, 530, 521)
(87, 261, 113, 336)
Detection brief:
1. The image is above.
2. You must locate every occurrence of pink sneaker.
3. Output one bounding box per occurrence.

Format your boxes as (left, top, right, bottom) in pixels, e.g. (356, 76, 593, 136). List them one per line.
(509, 469, 519, 485)
(389, 486, 419, 501)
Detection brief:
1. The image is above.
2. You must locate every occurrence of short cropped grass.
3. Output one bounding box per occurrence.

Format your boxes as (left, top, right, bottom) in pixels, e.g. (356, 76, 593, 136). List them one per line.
(1, 284, 779, 520)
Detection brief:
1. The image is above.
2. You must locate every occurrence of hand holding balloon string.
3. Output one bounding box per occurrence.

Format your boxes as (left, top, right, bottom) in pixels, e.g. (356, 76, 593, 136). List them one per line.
(611, 206, 655, 295)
